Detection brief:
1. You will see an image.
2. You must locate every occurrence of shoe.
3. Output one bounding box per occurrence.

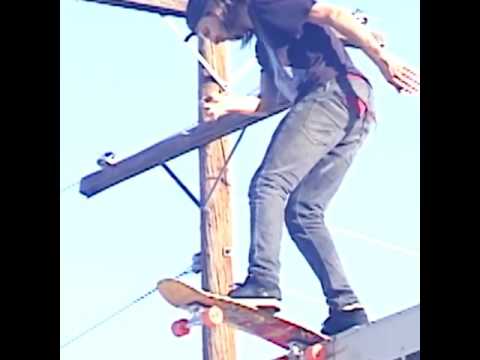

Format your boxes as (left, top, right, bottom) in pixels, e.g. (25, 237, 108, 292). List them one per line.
(228, 276, 282, 309)
(321, 308, 369, 336)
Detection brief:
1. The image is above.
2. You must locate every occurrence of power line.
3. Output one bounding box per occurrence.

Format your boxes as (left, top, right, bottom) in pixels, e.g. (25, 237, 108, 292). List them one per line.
(331, 226, 420, 258)
(60, 263, 197, 351)
(60, 181, 80, 194)
(60, 287, 157, 350)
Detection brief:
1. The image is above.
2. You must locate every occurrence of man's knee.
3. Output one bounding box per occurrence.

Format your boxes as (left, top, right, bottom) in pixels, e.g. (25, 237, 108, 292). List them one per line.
(285, 197, 326, 231)
(248, 171, 291, 202)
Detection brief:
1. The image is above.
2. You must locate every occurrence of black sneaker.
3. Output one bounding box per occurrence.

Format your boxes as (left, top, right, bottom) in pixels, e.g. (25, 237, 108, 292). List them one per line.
(228, 276, 282, 309)
(321, 308, 369, 336)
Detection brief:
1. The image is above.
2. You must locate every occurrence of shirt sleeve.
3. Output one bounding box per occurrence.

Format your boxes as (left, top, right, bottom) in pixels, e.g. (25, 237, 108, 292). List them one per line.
(249, 0, 315, 39)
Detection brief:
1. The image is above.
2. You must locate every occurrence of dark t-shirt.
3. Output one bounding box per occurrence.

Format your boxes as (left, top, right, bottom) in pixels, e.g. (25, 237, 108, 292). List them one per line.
(248, 0, 368, 97)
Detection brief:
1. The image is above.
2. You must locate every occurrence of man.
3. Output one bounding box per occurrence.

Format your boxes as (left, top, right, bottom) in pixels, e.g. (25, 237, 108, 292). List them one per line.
(185, 0, 419, 335)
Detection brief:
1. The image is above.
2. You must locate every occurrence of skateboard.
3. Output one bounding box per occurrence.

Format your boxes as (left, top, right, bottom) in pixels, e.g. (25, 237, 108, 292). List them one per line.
(157, 278, 330, 360)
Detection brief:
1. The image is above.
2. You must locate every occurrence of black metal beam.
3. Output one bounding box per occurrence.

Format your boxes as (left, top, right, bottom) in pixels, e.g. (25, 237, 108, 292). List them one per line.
(79, 106, 289, 198)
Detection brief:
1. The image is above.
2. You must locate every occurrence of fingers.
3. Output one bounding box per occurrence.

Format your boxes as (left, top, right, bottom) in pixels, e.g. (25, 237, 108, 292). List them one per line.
(201, 95, 217, 115)
(201, 90, 230, 119)
(391, 65, 420, 94)
(379, 52, 419, 93)
(202, 96, 224, 120)
(204, 110, 217, 120)
(402, 65, 420, 83)
(390, 76, 418, 94)
(201, 93, 222, 117)
(202, 102, 216, 119)
(202, 91, 224, 104)
(203, 103, 219, 120)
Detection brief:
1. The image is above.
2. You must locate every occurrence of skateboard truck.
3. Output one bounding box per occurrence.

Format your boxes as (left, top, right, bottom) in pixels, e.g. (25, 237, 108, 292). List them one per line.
(281, 342, 325, 360)
(171, 305, 224, 337)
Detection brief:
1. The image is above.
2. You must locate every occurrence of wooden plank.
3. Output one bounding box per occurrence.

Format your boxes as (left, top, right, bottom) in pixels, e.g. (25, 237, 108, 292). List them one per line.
(79, 105, 289, 198)
(81, 0, 187, 17)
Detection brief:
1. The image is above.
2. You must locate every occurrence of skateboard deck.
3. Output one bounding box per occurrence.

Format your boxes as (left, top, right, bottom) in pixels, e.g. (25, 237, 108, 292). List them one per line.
(157, 278, 330, 359)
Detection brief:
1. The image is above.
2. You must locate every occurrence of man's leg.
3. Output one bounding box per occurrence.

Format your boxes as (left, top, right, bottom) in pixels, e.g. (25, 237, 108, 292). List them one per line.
(285, 102, 371, 334)
(229, 81, 352, 302)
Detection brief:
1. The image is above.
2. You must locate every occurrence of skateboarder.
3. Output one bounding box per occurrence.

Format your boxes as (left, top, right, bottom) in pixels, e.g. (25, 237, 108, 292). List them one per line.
(185, 0, 419, 335)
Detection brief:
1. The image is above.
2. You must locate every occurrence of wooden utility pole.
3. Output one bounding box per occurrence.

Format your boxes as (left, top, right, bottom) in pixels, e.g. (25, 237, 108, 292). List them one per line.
(81, 1, 237, 358)
(198, 38, 236, 360)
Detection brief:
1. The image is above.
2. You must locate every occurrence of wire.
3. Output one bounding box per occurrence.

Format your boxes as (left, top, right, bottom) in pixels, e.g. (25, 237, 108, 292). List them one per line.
(60, 181, 80, 194)
(60, 287, 157, 350)
(331, 225, 420, 258)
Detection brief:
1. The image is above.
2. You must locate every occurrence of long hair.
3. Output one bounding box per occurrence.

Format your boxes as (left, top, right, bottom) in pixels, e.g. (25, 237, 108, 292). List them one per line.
(218, 0, 254, 46)
(186, 0, 254, 46)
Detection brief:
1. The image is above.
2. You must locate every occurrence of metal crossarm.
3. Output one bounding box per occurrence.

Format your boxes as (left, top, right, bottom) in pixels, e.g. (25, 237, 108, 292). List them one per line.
(79, 105, 289, 198)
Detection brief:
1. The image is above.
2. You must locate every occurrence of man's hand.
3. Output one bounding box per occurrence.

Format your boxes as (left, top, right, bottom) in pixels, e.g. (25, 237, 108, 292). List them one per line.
(201, 92, 263, 120)
(375, 50, 420, 94)
(202, 92, 230, 120)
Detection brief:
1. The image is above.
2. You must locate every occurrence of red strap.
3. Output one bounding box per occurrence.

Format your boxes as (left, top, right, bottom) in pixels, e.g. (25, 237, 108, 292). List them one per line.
(346, 74, 369, 118)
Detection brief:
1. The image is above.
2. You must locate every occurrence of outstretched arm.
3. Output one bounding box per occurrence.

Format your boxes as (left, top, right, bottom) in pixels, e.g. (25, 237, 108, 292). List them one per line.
(334, 28, 386, 49)
(338, 9, 385, 48)
(308, 3, 419, 93)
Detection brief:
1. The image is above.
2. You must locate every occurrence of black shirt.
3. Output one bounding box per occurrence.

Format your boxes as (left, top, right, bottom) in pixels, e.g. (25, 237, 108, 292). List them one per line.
(248, 0, 368, 97)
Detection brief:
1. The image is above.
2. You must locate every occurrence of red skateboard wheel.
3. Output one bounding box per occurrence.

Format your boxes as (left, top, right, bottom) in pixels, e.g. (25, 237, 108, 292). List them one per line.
(304, 343, 325, 360)
(171, 319, 190, 337)
(201, 306, 224, 328)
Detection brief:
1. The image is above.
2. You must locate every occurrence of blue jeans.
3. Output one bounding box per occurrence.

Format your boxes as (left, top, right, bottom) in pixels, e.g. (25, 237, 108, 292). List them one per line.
(247, 76, 374, 310)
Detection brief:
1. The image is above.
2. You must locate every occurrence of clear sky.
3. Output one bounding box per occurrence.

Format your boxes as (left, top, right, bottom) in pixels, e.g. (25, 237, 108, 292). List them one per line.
(60, 0, 419, 358)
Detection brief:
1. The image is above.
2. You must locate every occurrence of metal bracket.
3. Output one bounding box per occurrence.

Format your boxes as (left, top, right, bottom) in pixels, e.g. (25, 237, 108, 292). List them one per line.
(162, 127, 247, 210)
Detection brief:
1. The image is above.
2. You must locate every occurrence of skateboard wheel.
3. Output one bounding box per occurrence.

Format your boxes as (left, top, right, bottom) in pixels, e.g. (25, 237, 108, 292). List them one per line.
(304, 343, 325, 360)
(201, 306, 224, 328)
(171, 319, 190, 337)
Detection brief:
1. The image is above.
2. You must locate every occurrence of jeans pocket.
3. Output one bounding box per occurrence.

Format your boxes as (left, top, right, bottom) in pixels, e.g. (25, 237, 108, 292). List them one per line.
(299, 95, 348, 146)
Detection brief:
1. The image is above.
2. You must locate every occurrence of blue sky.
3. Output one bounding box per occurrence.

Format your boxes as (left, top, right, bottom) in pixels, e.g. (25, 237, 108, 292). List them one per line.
(60, 0, 419, 358)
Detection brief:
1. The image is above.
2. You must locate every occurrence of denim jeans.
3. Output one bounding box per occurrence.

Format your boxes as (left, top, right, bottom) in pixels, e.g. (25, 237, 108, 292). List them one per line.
(247, 75, 374, 310)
